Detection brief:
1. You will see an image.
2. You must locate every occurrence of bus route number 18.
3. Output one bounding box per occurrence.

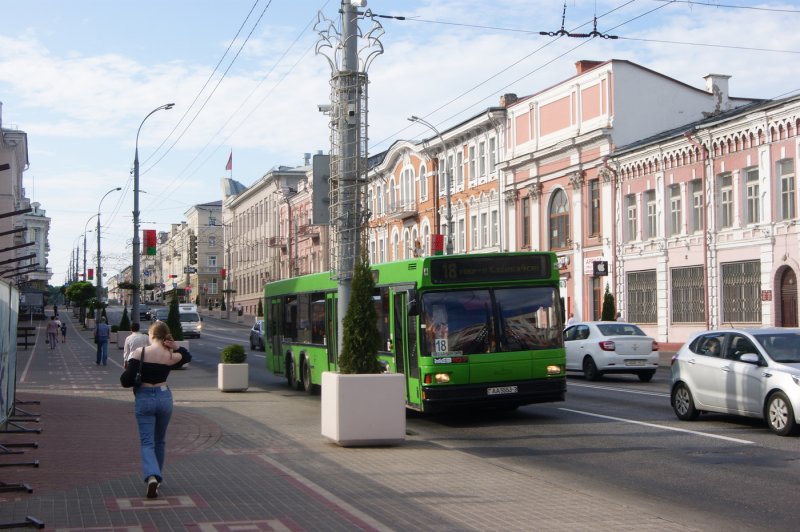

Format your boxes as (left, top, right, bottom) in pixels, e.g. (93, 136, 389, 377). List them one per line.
(434, 338, 449, 354)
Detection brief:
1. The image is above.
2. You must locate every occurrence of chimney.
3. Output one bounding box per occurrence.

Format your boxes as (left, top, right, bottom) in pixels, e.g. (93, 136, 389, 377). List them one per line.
(500, 93, 518, 107)
(303, 152, 311, 165)
(575, 60, 603, 74)
(704, 74, 731, 112)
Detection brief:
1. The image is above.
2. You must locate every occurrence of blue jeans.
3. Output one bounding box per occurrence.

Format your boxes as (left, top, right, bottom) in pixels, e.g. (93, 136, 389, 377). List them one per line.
(96, 340, 109, 364)
(134, 385, 173, 483)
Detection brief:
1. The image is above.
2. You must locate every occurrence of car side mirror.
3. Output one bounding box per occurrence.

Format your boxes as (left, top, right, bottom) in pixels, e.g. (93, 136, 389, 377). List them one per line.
(739, 353, 760, 365)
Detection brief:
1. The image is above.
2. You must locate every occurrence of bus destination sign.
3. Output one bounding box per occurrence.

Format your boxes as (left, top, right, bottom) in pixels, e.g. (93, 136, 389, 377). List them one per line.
(429, 255, 551, 284)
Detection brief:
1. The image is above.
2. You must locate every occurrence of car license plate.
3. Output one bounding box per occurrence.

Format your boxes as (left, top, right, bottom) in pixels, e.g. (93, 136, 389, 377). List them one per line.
(487, 386, 518, 396)
(626, 359, 646, 366)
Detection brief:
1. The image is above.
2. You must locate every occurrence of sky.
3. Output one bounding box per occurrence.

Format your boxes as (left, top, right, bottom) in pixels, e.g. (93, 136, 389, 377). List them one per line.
(1, 0, 799, 287)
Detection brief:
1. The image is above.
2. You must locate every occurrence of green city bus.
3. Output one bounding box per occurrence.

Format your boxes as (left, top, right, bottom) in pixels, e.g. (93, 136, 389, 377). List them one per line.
(264, 252, 566, 412)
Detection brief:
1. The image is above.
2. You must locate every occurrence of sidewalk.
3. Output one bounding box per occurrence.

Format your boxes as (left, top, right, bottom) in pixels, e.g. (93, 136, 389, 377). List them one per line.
(1, 313, 693, 531)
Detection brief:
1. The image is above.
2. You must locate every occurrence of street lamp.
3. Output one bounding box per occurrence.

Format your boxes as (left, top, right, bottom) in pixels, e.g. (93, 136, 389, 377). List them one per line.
(132, 103, 174, 325)
(408, 115, 454, 255)
(96, 187, 122, 321)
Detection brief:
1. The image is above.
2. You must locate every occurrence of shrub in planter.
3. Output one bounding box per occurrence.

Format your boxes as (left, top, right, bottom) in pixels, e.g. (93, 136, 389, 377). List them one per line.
(338, 254, 382, 374)
(220, 343, 247, 364)
(166, 293, 184, 341)
(111, 325, 119, 333)
(118, 307, 131, 331)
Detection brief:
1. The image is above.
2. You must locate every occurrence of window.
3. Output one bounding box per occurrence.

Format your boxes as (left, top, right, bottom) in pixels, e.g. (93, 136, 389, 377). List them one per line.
(209, 216, 217, 226)
(722, 260, 761, 323)
(671, 266, 705, 323)
(377, 183, 384, 215)
(521, 197, 531, 247)
(591, 277, 602, 321)
(481, 212, 488, 248)
(439, 159, 446, 194)
(367, 189, 373, 214)
(208, 255, 217, 267)
(401, 168, 415, 209)
(549, 189, 570, 250)
(645, 189, 657, 239)
(669, 184, 682, 236)
(691, 179, 704, 232)
(719, 173, 733, 228)
(589, 179, 600, 236)
(778, 159, 795, 221)
(745, 168, 759, 224)
(488, 137, 497, 173)
(468, 146, 476, 182)
(208, 278, 218, 294)
(627, 270, 657, 323)
(491, 209, 498, 246)
(458, 218, 466, 253)
(626, 194, 637, 242)
(471, 214, 478, 249)
(208, 236, 216, 247)
(456, 151, 464, 188)
(420, 166, 428, 200)
(388, 178, 397, 212)
(478, 141, 486, 177)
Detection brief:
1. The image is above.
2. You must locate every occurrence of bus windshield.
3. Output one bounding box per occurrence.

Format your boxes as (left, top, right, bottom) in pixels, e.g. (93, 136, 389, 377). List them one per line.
(421, 286, 562, 356)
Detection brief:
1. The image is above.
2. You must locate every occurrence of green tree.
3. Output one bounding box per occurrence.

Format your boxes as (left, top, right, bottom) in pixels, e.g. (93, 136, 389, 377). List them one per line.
(257, 298, 264, 317)
(166, 293, 184, 341)
(65, 281, 96, 325)
(601, 284, 617, 321)
(338, 255, 382, 374)
(118, 306, 131, 331)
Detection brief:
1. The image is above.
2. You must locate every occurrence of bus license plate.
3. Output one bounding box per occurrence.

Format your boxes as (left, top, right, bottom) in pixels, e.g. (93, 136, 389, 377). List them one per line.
(487, 386, 518, 396)
(626, 359, 646, 366)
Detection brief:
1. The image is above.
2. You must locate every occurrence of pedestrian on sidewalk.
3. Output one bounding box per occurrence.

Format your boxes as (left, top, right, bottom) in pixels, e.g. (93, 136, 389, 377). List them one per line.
(95, 317, 110, 365)
(123, 322, 149, 368)
(120, 321, 191, 499)
(45, 316, 59, 349)
(60, 320, 67, 343)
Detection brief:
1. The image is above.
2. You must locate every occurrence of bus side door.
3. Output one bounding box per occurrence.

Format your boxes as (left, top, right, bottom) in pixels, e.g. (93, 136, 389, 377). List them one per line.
(326, 293, 338, 368)
(392, 289, 420, 408)
(268, 298, 283, 375)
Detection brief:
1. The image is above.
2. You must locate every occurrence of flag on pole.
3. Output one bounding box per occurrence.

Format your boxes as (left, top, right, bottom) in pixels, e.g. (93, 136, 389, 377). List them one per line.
(225, 151, 232, 172)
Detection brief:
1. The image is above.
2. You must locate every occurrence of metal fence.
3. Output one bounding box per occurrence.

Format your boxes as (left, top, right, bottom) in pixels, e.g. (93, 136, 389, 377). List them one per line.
(0, 279, 20, 429)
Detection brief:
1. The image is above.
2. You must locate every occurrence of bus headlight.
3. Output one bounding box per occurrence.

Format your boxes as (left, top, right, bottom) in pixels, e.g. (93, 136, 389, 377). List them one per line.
(435, 373, 451, 383)
(546, 365, 562, 375)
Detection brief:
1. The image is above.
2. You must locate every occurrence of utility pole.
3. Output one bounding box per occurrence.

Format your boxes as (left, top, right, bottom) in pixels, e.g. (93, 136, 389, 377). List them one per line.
(316, 0, 384, 355)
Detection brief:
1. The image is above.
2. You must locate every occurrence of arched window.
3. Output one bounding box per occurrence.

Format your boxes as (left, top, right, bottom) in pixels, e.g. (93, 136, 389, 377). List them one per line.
(392, 232, 399, 261)
(419, 165, 427, 200)
(549, 189, 570, 250)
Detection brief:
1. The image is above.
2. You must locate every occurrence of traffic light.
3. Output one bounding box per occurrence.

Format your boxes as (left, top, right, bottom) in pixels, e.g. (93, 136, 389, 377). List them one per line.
(189, 234, 198, 265)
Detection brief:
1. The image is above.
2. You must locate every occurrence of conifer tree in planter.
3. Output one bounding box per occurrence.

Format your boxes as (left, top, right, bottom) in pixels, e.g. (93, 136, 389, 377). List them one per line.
(321, 254, 405, 446)
(218, 343, 248, 391)
(117, 306, 133, 349)
(601, 284, 617, 321)
(257, 298, 264, 318)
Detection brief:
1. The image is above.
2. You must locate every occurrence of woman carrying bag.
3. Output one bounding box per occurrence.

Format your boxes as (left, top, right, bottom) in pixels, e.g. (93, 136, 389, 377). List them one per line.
(120, 321, 191, 499)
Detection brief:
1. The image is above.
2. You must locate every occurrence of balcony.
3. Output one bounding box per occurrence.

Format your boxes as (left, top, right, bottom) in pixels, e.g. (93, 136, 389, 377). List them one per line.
(267, 236, 285, 248)
(385, 202, 418, 222)
(297, 224, 320, 239)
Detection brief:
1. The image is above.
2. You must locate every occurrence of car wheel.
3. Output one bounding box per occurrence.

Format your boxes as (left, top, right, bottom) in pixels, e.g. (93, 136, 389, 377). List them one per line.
(582, 357, 601, 381)
(766, 391, 798, 436)
(671, 382, 699, 421)
(301, 357, 315, 395)
(637, 370, 656, 383)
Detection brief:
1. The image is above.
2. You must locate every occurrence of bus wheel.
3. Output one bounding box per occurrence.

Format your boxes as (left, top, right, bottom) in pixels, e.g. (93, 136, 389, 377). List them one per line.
(286, 356, 297, 389)
(301, 357, 315, 395)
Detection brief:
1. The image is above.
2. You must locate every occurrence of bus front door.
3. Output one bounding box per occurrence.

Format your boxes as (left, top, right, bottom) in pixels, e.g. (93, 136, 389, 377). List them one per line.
(269, 299, 283, 375)
(393, 291, 420, 408)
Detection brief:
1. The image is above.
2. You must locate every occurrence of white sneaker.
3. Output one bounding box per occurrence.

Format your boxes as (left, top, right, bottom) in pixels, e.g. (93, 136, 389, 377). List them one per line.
(146, 476, 158, 498)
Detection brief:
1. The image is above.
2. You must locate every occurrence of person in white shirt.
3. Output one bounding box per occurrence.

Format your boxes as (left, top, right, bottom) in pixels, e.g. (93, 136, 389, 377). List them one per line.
(123, 322, 150, 368)
(566, 313, 576, 326)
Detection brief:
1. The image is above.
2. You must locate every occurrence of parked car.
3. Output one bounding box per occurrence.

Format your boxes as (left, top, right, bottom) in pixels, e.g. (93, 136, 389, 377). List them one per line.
(670, 328, 800, 436)
(151, 308, 169, 322)
(139, 304, 151, 321)
(563, 321, 659, 381)
(250, 320, 265, 351)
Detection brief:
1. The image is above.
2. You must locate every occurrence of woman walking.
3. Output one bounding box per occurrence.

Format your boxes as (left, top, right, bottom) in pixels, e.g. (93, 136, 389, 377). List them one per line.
(45, 316, 59, 349)
(120, 321, 191, 498)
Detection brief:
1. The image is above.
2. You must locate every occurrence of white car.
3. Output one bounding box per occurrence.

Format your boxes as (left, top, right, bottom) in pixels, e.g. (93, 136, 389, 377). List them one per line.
(670, 328, 800, 436)
(563, 321, 659, 382)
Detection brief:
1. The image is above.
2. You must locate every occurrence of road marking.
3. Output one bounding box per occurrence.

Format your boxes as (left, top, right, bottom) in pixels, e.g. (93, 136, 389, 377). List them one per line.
(559, 408, 755, 444)
(568, 381, 670, 398)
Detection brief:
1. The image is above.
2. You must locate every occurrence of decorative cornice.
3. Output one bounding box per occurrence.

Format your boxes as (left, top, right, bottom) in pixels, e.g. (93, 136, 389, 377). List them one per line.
(598, 167, 614, 184)
(527, 183, 543, 200)
(569, 171, 585, 191)
(503, 189, 517, 203)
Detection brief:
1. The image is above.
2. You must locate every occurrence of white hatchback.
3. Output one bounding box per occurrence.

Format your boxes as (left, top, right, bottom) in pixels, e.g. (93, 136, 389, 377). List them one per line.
(670, 328, 800, 436)
(564, 321, 659, 382)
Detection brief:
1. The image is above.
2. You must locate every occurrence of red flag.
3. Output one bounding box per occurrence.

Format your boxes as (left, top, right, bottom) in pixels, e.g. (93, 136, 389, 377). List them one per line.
(225, 152, 232, 171)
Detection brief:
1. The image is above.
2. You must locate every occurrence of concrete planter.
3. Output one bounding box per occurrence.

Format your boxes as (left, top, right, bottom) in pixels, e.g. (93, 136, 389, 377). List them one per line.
(109, 331, 118, 344)
(117, 331, 132, 349)
(218, 363, 249, 392)
(321, 372, 405, 447)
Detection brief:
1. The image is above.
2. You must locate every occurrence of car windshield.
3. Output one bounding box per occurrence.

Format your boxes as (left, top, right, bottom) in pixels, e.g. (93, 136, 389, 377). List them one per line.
(753, 333, 800, 363)
(179, 313, 200, 323)
(596, 323, 646, 336)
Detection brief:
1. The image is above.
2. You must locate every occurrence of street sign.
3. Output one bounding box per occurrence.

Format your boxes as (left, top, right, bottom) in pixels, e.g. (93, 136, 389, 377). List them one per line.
(173, 282, 178, 289)
(183, 267, 198, 274)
